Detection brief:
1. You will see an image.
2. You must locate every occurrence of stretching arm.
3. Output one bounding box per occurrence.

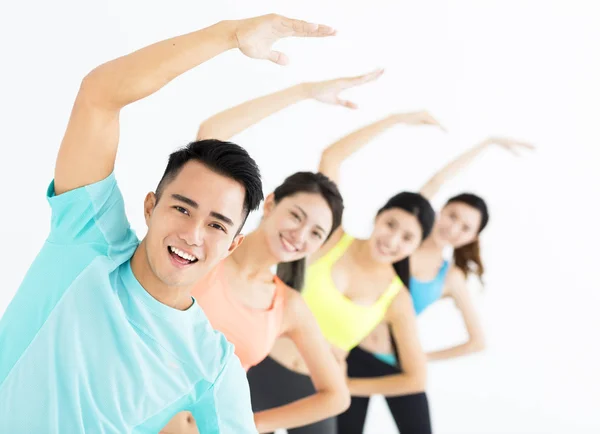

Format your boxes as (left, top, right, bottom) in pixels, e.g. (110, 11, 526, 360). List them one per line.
(347, 289, 427, 397)
(427, 267, 486, 361)
(253, 289, 349, 433)
(420, 137, 535, 200)
(197, 69, 384, 141)
(55, 14, 336, 195)
(319, 111, 443, 184)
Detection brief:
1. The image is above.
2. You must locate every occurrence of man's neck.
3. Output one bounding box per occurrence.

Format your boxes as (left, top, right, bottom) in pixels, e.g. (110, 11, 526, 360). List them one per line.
(130, 241, 194, 311)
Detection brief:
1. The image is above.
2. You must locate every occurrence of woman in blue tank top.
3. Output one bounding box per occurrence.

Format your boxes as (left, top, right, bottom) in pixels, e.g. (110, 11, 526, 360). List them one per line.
(337, 136, 534, 433)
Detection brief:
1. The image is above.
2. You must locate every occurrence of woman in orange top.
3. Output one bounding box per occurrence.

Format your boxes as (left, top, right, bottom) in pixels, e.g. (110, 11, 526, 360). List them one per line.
(192, 171, 347, 433)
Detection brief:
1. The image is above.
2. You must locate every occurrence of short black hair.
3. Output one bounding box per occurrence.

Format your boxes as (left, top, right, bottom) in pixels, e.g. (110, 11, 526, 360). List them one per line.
(156, 139, 263, 227)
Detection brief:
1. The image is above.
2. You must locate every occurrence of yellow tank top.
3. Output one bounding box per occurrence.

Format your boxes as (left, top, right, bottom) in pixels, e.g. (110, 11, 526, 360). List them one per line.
(302, 233, 402, 351)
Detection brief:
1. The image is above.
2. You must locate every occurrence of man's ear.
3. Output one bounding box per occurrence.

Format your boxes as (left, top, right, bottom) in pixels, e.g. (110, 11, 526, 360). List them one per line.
(144, 192, 157, 226)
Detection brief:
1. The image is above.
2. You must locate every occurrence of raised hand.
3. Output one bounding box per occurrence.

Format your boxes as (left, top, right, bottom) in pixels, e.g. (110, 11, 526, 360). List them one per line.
(482, 137, 536, 156)
(394, 111, 447, 131)
(234, 14, 336, 65)
(306, 69, 384, 109)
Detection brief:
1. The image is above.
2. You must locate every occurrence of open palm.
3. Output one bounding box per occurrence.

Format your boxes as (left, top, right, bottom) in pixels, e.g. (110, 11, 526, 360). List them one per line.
(235, 14, 336, 65)
(485, 137, 536, 156)
(309, 69, 384, 109)
(395, 111, 446, 130)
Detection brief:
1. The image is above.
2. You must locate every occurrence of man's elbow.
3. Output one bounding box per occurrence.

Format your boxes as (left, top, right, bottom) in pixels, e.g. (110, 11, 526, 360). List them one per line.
(80, 68, 105, 98)
(78, 66, 121, 110)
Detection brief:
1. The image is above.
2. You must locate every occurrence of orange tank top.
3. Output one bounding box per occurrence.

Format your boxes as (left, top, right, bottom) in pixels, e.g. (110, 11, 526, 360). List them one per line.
(191, 263, 286, 371)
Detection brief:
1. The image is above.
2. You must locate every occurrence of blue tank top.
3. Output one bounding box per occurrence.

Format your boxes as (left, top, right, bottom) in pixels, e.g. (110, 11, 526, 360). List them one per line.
(410, 260, 450, 315)
(371, 260, 450, 366)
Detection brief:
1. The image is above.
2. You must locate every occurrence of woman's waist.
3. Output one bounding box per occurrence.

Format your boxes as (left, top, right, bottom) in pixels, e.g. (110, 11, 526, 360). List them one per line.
(358, 322, 394, 354)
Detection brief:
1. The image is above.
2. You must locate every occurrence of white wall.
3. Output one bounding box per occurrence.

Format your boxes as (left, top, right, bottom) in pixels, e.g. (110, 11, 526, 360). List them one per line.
(1, 1, 599, 433)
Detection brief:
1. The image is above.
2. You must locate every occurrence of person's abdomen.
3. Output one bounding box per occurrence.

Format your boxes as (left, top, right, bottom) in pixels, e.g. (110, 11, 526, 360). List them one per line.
(358, 322, 394, 354)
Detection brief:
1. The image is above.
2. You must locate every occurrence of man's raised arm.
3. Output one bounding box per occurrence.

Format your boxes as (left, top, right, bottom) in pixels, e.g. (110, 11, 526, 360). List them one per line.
(54, 14, 335, 195)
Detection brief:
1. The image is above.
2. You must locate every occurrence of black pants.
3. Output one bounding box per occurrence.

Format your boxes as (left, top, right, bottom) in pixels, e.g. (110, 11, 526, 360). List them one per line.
(247, 356, 336, 434)
(337, 346, 432, 434)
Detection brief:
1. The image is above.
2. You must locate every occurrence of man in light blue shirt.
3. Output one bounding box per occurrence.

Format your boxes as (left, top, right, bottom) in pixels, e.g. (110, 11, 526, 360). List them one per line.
(0, 13, 336, 434)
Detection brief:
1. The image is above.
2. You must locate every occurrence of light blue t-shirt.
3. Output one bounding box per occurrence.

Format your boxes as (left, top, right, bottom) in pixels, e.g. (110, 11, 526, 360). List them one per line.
(0, 173, 257, 434)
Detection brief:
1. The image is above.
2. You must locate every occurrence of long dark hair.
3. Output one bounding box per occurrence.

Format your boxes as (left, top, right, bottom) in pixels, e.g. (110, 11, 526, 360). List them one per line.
(446, 193, 489, 282)
(388, 193, 489, 365)
(376, 192, 436, 289)
(275, 172, 344, 290)
(378, 192, 434, 369)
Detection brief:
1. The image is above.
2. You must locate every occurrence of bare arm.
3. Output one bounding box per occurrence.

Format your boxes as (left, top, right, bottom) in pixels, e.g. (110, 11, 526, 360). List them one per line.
(55, 21, 238, 196)
(254, 289, 350, 433)
(347, 289, 427, 397)
(427, 267, 486, 361)
(197, 69, 384, 141)
(319, 111, 444, 184)
(419, 136, 535, 200)
(54, 14, 336, 195)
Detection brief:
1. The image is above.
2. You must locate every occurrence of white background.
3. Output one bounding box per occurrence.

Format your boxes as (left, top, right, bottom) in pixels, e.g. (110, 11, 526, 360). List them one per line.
(1, 1, 599, 433)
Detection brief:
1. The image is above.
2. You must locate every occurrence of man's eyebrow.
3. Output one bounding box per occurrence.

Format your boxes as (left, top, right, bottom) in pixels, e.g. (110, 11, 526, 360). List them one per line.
(171, 194, 198, 209)
(210, 211, 234, 227)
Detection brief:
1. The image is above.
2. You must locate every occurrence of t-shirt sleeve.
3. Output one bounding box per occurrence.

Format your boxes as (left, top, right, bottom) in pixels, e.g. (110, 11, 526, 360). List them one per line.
(190, 356, 257, 434)
(46, 172, 137, 256)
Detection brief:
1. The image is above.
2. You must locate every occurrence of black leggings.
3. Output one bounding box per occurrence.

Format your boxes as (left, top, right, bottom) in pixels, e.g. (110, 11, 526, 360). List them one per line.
(247, 356, 336, 434)
(337, 346, 432, 434)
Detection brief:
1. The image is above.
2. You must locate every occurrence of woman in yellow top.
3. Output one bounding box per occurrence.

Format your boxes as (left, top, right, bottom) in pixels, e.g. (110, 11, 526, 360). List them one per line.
(339, 136, 533, 434)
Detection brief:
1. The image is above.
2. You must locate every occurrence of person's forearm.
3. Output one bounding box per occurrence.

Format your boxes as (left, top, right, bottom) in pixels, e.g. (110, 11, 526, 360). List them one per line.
(254, 390, 348, 433)
(427, 340, 485, 362)
(420, 141, 489, 199)
(321, 114, 400, 164)
(84, 20, 238, 109)
(347, 372, 426, 398)
(197, 83, 311, 140)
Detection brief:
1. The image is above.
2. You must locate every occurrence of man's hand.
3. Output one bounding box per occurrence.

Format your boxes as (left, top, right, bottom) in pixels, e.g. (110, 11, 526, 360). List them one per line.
(234, 14, 336, 65)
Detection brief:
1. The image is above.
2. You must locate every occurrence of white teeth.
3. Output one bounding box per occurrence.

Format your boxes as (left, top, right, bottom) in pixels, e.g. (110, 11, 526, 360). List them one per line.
(377, 242, 392, 255)
(281, 237, 298, 252)
(170, 246, 197, 262)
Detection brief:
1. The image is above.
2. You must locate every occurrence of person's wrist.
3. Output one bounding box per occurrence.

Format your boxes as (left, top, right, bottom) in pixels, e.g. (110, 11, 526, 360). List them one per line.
(216, 19, 242, 51)
(298, 82, 317, 99)
(391, 113, 406, 123)
(479, 138, 492, 148)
